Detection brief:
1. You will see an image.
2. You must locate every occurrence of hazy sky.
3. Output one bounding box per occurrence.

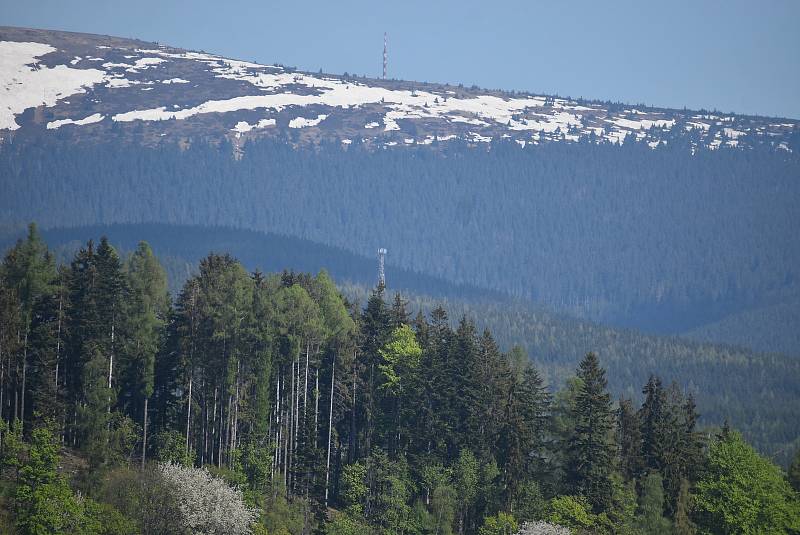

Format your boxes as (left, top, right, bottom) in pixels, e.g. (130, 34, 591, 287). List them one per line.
(2, 0, 799, 118)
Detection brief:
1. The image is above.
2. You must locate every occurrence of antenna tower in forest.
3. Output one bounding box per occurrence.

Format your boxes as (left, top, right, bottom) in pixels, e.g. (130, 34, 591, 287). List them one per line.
(382, 33, 388, 79)
(378, 248, 387, 287)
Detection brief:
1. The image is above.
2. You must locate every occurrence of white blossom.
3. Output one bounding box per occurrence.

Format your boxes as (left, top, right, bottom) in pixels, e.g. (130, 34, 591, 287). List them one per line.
(516, 520, 572, 535)
(159, 462, 258, 535)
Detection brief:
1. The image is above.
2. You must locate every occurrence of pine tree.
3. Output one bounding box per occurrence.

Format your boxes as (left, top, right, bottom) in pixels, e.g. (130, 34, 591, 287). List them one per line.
(566, 352, 614, 512)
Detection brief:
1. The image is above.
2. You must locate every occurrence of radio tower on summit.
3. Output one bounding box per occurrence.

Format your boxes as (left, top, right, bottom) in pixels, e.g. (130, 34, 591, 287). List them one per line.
(382, 32, 388, 79)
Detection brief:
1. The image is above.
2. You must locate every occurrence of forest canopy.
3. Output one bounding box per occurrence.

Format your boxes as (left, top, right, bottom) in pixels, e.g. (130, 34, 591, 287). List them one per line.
(0, 225, 798, 534)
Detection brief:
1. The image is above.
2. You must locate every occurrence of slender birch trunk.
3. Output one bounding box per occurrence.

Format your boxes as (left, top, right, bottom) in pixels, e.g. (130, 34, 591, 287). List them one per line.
(185, 374, 193, 455)
(20, 331, 27, 427)
(314, 367, 319, 449)
(325, 352, 336, 507)
(141, 397, 148, 469)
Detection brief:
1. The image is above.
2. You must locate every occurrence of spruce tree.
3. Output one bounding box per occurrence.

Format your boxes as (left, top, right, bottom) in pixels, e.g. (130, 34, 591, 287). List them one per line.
(122, 242, 169, 467)
(1, 223, 56, 430)
(616, 397, 644, 483)
(566, 352, 614, 512)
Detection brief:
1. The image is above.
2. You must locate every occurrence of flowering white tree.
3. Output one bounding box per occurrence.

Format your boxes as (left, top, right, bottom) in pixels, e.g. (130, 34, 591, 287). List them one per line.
(516, 521, 572, 535)
(159, 462, 258, 535)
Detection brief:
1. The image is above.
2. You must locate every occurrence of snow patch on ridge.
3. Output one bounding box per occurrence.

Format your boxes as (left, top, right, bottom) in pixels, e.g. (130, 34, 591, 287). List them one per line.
(47, 113, 104, 129)
(288, 114, 328, 128)
(0, 41, 107, 130)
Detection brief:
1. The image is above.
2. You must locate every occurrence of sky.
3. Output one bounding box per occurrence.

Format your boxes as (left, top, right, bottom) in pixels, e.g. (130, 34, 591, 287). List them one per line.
(2, 0, 799, 119)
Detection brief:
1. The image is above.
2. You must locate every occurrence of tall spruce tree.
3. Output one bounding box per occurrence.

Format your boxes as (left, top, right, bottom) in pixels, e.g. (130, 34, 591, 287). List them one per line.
(1, 223, 56, 430)
(616, 397, 644, 483)
(566, 352, 614, 512)
(122, 242, 169, 467)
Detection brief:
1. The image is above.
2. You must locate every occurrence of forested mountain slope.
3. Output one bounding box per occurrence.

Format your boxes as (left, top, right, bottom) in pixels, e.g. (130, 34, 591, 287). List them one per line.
(2, 26, 799, 354)
(2, 139, 798, 353)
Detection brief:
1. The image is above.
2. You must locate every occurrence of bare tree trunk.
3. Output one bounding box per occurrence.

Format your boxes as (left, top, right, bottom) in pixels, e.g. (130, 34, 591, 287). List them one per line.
(232, 359, 240, 458)
(0, 343, 5, 425)
(303, 342, 309, 422)
(273, 374, 280, 480)
(20, 331, 28, 428)
(218, 399, 225, 468)
(314, 368, 319, 450)
(54, 289, 63, 389)
(141, 397, 148, 469)
(211, 387, 218, 466)
(288, 359, 295, 492)
(108, 324, 114, 414)
(349, 352, 357, 463)
(185, 373, 193, 455)
(325, 352, 336, 507)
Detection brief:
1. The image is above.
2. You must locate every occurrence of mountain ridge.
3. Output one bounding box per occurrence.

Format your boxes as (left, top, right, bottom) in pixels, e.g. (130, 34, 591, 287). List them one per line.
(1, 25, 797, 153)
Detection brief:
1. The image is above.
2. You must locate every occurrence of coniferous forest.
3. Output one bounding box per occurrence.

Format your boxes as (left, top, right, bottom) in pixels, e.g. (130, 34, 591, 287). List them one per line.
(1, 225, 798, 534)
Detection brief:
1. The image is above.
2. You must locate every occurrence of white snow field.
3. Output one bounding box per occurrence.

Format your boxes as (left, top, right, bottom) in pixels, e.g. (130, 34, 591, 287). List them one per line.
(0, 41, 106, 130)
(47, 112, 104, 129)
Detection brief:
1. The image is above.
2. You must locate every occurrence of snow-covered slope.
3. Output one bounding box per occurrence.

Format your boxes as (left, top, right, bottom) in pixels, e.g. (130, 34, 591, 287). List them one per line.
(1, 26, 797, 152)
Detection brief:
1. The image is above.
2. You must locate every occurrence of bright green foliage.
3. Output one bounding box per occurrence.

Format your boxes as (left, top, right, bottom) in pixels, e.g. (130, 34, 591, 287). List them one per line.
(341, 461, 368, 513)
(607, 473, 637, 535)
(478, 512, 517, 535)
(694, 431, 800, 534)
(378, 324, 422, 396)
(0, 419, 24, 472)
(454, 449, 479, 532)
(83, 500, 137, 535)
(325, 510, 372, 535)
(431, 485, 457, 535)
(512, 480, 545, 523)
(546, 495, 596, 531)
(635, 472, 673, 535)
(364, 449, 415, 533)
(153, 429, 194, 466)
(14, 427, 97, 534)
(421, 461, 452, 506)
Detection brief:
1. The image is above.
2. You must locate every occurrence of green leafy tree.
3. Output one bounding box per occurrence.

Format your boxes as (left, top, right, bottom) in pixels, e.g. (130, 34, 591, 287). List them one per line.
(14, 427, 93, 534)
(635, 472, 672, 535)
(453, 449, 479, 534)
(694, 430, 800, 534)
(788, 447, 800, 493)
(431, 484, 457, 535)
(674, 478, 696, 535)
(478, 512, 517, 535)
